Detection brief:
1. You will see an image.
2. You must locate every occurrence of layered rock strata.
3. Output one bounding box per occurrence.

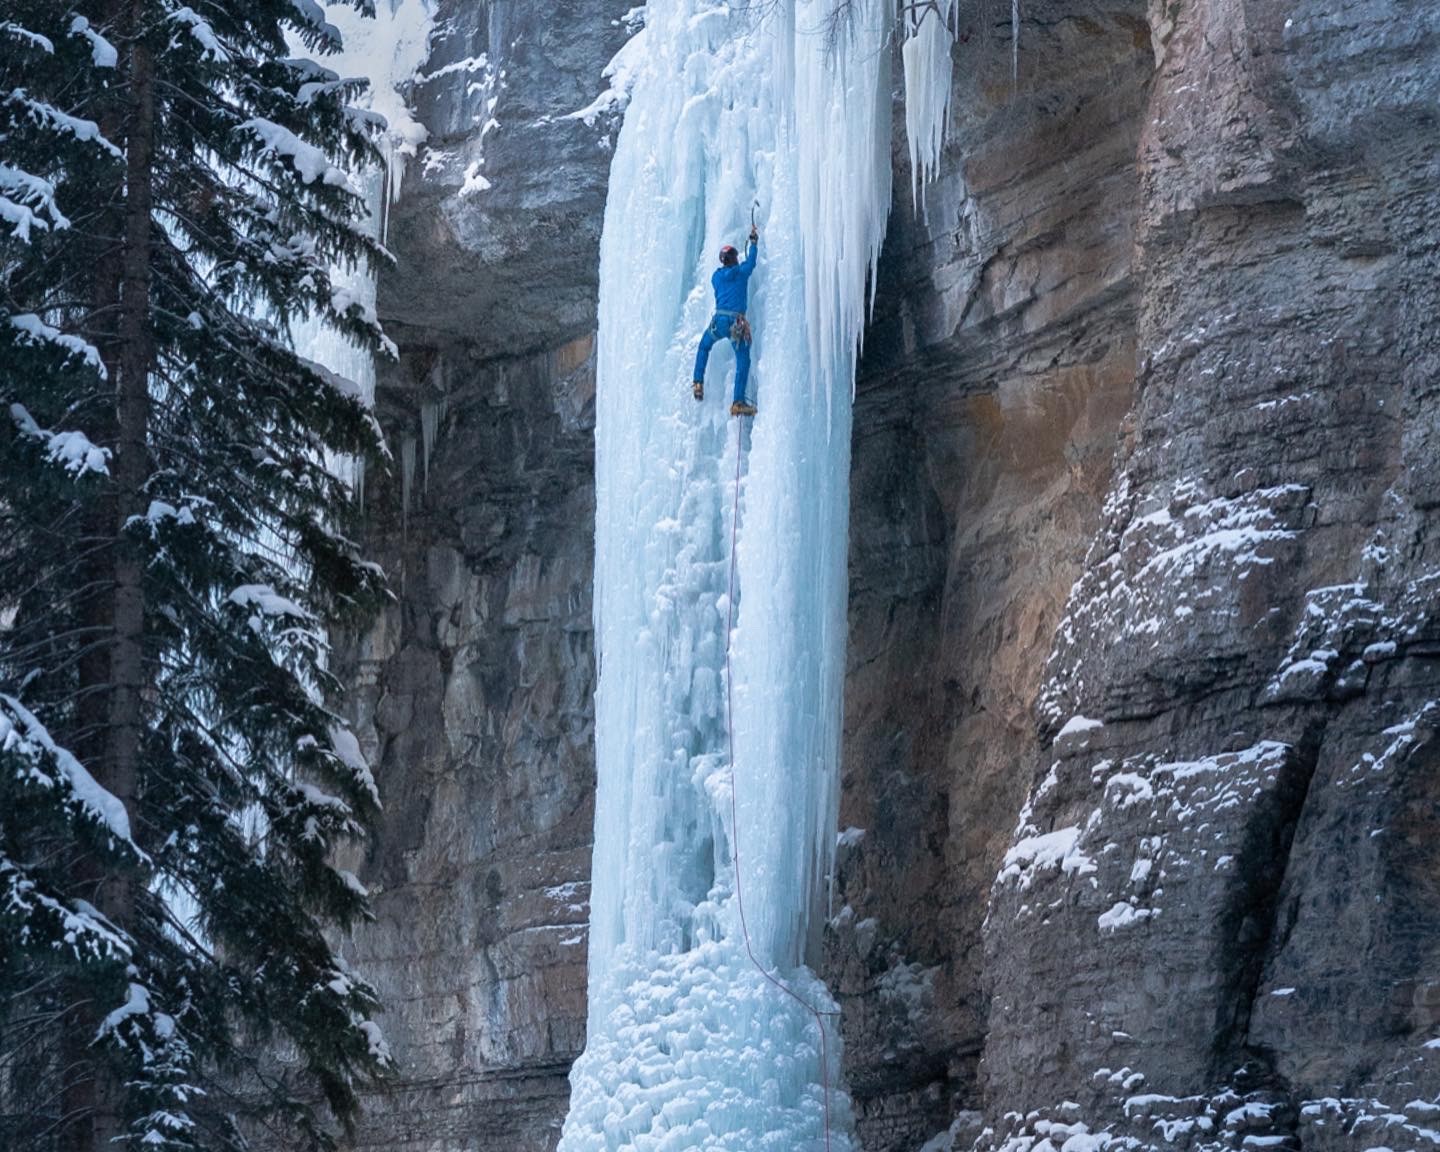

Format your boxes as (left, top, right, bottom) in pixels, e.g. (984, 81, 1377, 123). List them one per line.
(836, 2, 1440, 1150)
(835, 3, 1153, 1145)
(978, 3, 1440, 1148)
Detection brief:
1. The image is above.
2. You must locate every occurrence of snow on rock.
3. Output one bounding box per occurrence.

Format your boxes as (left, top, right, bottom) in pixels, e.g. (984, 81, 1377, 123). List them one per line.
(1058, 715, 1104, 739)
(1040, 479, 1312, 727)
(1096, 900, 1155, 933)
(1263, 579, 1385, 703)
(565, 19, 647, 128)
(993, 740, 1293, 939)
(998, 827, 1097, 891)
(1296, 1095, 1440, 1151)
(988, 1087, 1353, 1152)
(1342, 699, 1440, 785)
(459, 159, 491, 196)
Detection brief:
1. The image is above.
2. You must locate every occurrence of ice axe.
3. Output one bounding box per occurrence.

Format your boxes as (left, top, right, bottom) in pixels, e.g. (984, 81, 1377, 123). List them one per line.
(749, 200, 758, 243)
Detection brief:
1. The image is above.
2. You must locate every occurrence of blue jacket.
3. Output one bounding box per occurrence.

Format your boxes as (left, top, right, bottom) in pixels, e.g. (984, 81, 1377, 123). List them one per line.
(711, 241, 757, 313)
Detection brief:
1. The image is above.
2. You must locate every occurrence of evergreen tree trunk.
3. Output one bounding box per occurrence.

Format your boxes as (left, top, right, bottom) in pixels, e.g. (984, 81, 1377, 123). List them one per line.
(64, 6, 157, 1147)
(99, 13, 157, 1148)
(106, 17, 155, 867)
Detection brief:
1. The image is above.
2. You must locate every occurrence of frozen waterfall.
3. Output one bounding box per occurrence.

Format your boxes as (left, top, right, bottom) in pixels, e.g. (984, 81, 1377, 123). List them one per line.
(294, 0, 434, 505)
(560, 2, 894, 1150)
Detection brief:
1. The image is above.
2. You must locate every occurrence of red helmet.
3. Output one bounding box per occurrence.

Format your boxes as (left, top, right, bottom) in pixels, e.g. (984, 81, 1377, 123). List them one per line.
(718, 244, 739, 266)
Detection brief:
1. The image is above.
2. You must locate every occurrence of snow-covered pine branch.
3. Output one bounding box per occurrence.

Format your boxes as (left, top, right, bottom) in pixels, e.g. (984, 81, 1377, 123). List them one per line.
(0, 1, 394, 1145)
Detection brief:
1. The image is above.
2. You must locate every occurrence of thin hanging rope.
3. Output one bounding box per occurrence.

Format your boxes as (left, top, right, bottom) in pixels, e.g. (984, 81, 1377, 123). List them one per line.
(722, 421, 838, 1152)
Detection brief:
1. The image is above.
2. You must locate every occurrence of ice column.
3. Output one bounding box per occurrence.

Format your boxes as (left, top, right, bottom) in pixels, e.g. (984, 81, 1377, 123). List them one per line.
(561, 3, 892, 1150)
(293, 1, 435, 504)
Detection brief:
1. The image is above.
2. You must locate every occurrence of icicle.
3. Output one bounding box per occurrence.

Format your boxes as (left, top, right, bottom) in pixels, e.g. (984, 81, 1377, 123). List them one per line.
(797, 0, 894, 414)
(290, 0, 432, 507)
(419, 357, 446, 494)
(899, 0, 958, 215)
(381, 163, 393, 247)
(399, 435, 416, 532)
(419, 394, 446, 493)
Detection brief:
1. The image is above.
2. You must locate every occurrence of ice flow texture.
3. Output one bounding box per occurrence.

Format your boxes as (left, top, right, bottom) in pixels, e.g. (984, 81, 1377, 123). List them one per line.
(560, 1, 899, 1150)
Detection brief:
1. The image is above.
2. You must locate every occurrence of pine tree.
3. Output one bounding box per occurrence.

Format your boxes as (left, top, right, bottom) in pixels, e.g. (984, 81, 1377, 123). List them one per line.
(1, 4, 395, 1149)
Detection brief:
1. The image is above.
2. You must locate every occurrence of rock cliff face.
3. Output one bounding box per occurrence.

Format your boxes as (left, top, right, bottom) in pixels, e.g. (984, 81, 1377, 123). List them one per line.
(334, 3, 628, 1149)
(341, 2, 1440, 1150)
(838, 1, 1440, 1149)
(978, 3, 1440, 1148)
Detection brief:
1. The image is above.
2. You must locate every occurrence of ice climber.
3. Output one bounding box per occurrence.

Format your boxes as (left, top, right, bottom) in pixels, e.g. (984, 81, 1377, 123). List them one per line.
(693, 225, 760, 417)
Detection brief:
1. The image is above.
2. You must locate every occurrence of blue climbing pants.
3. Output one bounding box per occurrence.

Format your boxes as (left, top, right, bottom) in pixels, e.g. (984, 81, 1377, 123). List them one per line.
(693, 313, 751, 404)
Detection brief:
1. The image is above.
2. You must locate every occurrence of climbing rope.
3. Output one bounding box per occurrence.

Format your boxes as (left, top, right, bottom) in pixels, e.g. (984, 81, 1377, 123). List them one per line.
(722, 422, 838, 1152)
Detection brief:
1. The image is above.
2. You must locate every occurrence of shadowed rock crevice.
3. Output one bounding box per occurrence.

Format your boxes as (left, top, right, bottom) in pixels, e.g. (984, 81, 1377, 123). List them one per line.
(1219, 731, 1318, 1075)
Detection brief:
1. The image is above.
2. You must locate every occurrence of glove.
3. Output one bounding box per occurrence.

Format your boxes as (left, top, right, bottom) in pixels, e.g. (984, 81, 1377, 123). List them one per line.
(749, 226, 759, 243)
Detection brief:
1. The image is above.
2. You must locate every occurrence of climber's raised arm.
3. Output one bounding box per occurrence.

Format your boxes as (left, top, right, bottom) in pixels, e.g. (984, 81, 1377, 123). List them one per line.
(740, 228, 758, 274)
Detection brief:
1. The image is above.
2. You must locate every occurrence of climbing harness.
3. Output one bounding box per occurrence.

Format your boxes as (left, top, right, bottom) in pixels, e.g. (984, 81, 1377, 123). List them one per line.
(722, 423, 838, 1152)
(717, 309, 753, 344)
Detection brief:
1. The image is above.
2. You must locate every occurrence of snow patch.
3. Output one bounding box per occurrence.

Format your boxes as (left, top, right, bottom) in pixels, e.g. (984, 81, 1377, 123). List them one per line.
(229, 584, 311, 620)
(10, 314, 106, 377)
(999, 827, 1097, 891)
(170, 7, 230, 60)
(240, 118, 359, 192)
(1097, 901, 1156, 933)
(69, 16, 118, 67)
(566, 22, 647, 127)
(10, 402, 110, 477)
(1, 695, 146, 857)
